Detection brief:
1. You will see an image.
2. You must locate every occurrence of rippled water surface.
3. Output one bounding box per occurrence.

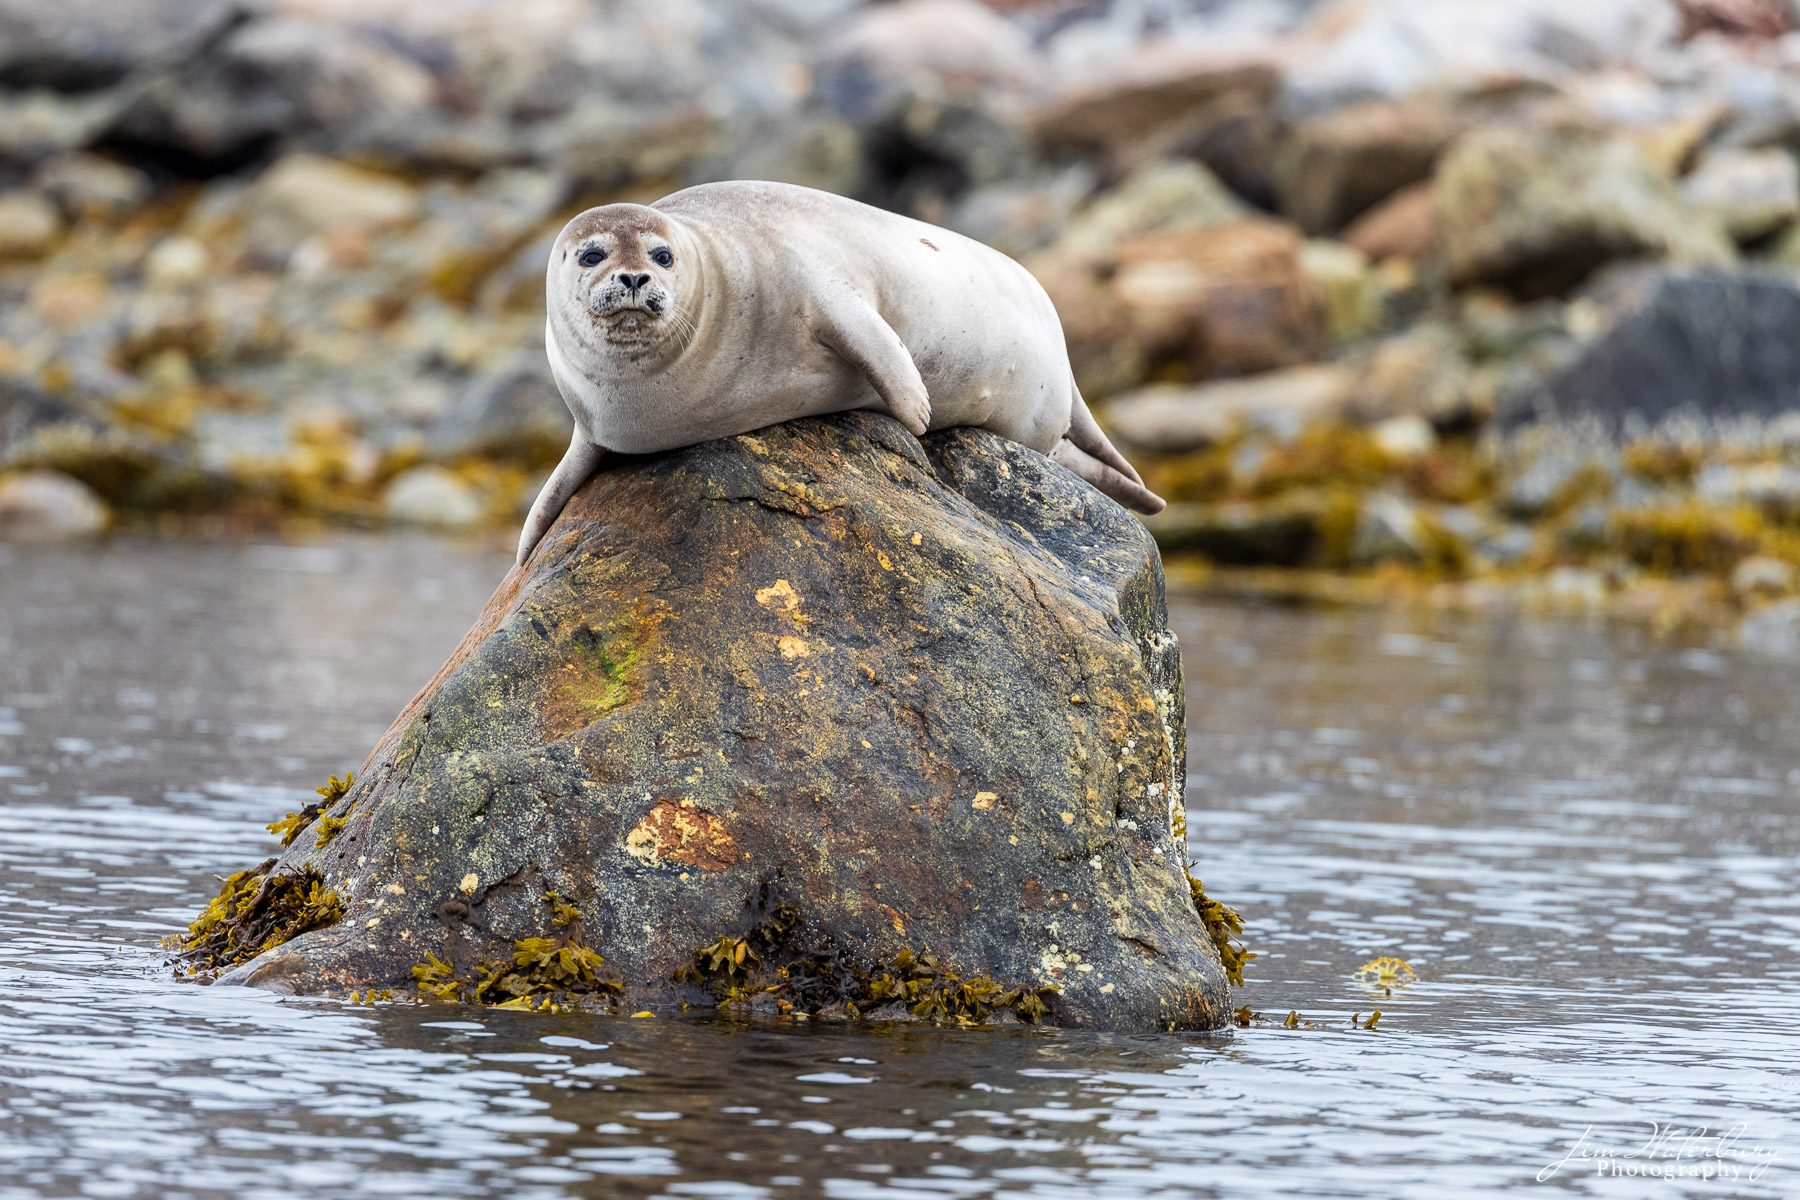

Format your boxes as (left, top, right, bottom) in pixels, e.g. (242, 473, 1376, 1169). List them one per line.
(2, 535, 1797, 1198)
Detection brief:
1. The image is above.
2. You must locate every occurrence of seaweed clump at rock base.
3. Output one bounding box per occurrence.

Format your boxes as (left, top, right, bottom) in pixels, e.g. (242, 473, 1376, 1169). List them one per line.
(165, 861, 344, 978)
(188, 412, 1238, 1031)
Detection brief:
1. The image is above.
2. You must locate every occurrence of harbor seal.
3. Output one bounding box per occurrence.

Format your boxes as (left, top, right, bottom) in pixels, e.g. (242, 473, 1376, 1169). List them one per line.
(518, 180, 1165, 564)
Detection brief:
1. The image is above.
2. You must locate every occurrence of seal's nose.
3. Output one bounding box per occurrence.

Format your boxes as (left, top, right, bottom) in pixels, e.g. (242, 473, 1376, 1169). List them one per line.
(618, 272, 650, 292)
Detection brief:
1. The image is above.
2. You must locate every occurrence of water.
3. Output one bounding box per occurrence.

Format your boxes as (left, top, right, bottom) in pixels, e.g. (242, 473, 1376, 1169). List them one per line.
(1, 535, 1796, 1199)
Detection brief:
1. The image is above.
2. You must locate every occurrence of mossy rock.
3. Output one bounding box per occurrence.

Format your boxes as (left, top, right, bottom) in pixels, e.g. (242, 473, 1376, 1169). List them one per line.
(213, 411, 1229, 1030)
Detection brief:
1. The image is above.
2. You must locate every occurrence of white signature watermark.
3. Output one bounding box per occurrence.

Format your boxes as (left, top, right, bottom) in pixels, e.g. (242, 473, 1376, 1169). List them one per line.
(1538, 1123, 1781, 1183)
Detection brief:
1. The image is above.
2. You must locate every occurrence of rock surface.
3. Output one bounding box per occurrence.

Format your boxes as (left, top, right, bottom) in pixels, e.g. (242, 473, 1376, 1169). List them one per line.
(1505, 269, 1800, 430)
(213, 413, 1229, 1031)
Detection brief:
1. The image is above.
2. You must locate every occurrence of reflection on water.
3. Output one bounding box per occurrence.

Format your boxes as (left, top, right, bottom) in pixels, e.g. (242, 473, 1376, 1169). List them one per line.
(1, 535, 1796, 1198)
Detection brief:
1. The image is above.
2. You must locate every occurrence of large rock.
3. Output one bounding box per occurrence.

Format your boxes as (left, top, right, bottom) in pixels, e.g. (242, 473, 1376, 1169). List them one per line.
(203, 413, 1229, 1032)
(0, 0, 238, 92)
(1030, 39, 1284, 198)
(1680, 147, 1800, 244)
(1503, 268, 1800, 430)
(1106, 364, 1356, 453)
(1035, 217, 1329, 395)
(1435, 121, 1736, 298)
(1272, 99, 1462, 235)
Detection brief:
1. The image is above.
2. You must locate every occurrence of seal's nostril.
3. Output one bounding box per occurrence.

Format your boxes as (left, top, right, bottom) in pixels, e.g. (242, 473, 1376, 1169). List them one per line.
(619, 272, 650, 291)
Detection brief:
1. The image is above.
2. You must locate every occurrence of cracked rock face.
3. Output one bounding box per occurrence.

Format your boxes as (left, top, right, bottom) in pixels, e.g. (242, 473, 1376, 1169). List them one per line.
(219, 411, 1228, 1031)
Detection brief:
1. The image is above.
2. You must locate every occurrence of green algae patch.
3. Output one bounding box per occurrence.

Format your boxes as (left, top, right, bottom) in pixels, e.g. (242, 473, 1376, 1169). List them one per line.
(536, 606, 662, 739)
(166, 860, 344, 976)
(1188, 875, 1256, 987)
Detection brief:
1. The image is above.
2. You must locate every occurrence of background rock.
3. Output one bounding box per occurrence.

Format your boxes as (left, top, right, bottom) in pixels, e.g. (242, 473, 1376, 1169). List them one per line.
(214, 413, 1228, 1032)
(0, 468, 109, 540)
(1436, 120, 1736, 297)
(1505, 269, 1800, 430)
(1273, 99, 1462, 235)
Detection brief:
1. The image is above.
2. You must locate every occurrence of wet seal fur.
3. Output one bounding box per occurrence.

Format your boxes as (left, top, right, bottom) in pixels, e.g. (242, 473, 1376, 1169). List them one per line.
(518, 181, 1165, 564)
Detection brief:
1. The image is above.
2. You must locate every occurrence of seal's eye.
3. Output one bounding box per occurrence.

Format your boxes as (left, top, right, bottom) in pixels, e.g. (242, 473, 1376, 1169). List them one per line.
(578, 248, 606, 269)
(651, 247, 674, 268)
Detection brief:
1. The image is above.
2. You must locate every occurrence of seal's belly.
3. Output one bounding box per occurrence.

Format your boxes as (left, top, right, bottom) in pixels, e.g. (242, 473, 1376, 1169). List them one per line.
(590, 341, 877, 455)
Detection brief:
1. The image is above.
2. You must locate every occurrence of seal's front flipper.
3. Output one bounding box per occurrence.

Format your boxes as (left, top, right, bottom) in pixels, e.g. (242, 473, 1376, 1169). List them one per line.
(517, 430, 605, 565)
(815, 297, 932, 436)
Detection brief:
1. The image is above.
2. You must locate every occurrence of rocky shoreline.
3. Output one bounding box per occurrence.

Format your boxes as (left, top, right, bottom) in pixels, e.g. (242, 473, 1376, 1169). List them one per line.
(5, 0, 1800, 640)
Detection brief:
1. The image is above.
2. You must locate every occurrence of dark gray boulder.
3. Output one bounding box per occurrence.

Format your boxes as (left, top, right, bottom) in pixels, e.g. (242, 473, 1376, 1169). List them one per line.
(1502, 269, 1800, 432)
(186, 412, 1232, 1031)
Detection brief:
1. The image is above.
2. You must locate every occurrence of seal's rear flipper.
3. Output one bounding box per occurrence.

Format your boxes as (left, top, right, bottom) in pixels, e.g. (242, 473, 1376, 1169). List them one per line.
(1051, 439, 1166, 515)
(1066, 379, 1147, 487)
(517, 430, 605, 565)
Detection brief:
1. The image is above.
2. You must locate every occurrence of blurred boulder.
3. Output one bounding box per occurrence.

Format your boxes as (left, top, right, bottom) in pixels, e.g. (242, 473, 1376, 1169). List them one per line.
(1731, 554, 1795, 600)
(1299, 239, 1381, 342)
(242, 154, 421, 257)
(0, 190, 61, 257)
(0, 0, 238, 93)
(0, 469, 108, 541)
(1032, 39, 1283, 160)
(554, 100, 725, 193)
(1370, 414, 1435, 458)
(1435, 121, 1735, 297)
(812, 0, 1038, 214)
(430, 354, 570, 463)
(1047, 160, 1246, 260)
(1696, 462, 1800, 521)
(1283, 0, 1679, 116)
(1273, 99, 1462, 235)
(726, 111, 866, 198)
(1349, 492, 1425, 566)
(31, 153, 150, 221)
(1144, 495, 1328, 566)
(946, 164, 1095, 259)
(1503, 269, 1800, 430)
(1106, 365, 1355, 453)
(192, 412, 290, 475)
(109, 15, 441, 167)
(384, 465, 482, 528)
(416, 169, 566, 305)
(0, 378, 89, 453)
(142, 235, 210, 288)
(1348, 324, 1479, 424)
(813, 0, 1040, 123)
(1341, 180, 1439, 262)
(1037, 217, 1328, 394)
(1676, 0, 1796, 41)
(1680, 147, 1800, 244)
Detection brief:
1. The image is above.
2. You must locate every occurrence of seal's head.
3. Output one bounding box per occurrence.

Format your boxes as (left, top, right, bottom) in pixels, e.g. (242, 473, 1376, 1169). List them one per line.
(547, 203, 695, 365)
